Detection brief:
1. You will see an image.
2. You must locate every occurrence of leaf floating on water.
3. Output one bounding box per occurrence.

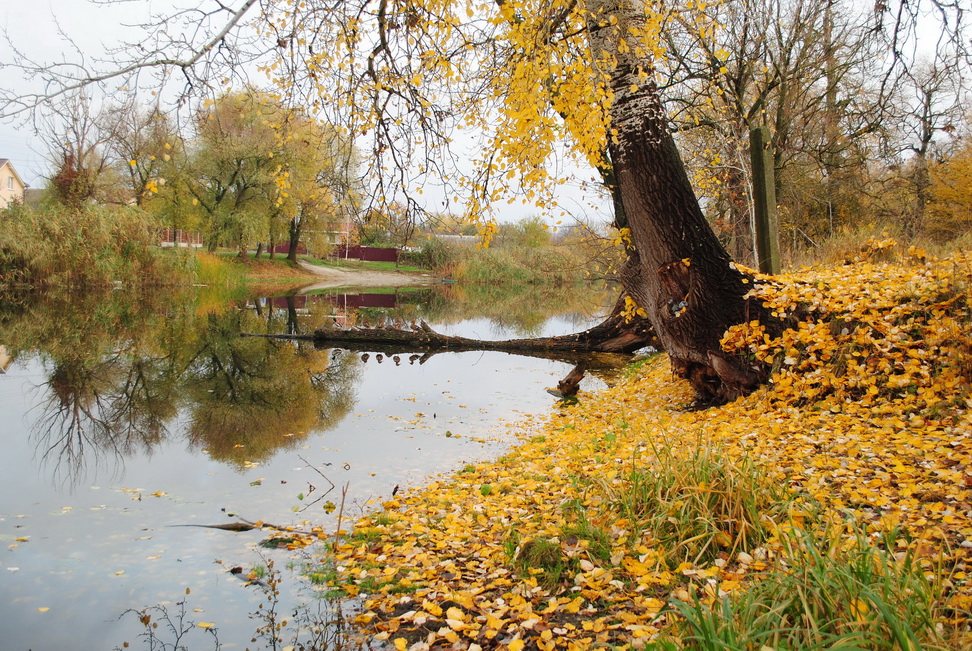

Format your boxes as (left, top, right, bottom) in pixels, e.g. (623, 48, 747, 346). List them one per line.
(37, 607, 49, 613)
(114, 570, 125, 575)
(14, 536, 29, 542)
(6, 567, 19, 572)
(146, 555, 162, 560)
(197, 622, 216, 629)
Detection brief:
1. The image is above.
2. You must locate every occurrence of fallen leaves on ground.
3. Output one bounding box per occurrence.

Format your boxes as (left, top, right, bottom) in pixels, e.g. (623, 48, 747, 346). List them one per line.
(321, 244, 972, 648)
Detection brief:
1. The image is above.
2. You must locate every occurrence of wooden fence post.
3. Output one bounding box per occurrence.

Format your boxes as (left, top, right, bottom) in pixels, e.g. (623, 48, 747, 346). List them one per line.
(750, 126, 781, 275)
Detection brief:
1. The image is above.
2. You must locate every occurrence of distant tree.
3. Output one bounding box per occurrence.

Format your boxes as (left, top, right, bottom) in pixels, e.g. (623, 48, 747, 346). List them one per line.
(357, 203, 416, 249)
(180, 89, 281, 254)
(166, 89, 357, 258)
(41, 92, 123, 209)
(106, 102, 183, 207)
(659, 0, 888, 260)
(884, 62, 966, 236)
(270, 109, 360, 261)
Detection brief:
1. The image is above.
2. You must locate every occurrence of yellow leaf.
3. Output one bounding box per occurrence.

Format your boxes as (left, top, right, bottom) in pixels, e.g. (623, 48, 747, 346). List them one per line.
(197, 622, 216, 629)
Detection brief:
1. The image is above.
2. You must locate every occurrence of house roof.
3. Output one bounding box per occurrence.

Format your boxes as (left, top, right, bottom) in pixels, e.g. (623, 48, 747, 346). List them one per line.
(0, 159, 27, 188)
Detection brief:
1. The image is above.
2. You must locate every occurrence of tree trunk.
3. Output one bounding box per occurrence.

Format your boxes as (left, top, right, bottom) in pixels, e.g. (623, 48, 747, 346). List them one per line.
(242, 293, 657, 396)
(587, 0, 773, 403)
(287, 217, 301, 262)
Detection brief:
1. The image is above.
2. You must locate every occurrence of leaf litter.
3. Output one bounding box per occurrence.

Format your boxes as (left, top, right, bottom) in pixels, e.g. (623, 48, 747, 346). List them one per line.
(318, 242, 972, 648)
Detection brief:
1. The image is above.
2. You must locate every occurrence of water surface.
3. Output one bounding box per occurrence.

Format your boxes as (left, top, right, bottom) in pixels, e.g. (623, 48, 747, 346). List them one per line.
(0, 283, 619, 650)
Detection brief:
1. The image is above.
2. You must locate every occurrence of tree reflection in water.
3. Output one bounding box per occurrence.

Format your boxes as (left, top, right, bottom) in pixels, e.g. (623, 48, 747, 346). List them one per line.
(1, 282, 611, 483)
(0, 288, 360, 483)
(185, 305, 359, 467)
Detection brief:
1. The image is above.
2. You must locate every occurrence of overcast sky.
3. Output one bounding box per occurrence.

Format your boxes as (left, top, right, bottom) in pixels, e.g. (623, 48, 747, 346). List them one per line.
(1, 0, 158, 185)
(1, 1, 948, 225)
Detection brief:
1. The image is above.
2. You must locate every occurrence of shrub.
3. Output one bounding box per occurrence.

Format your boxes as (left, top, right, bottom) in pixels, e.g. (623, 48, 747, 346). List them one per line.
(455, 245, 588, 285)
(0, 203, 190, 288)
(399, 236, 458, 272)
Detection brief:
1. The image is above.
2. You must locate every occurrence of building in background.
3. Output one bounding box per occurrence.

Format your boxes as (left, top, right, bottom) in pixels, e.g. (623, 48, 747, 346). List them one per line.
(0, 159, 27, 208)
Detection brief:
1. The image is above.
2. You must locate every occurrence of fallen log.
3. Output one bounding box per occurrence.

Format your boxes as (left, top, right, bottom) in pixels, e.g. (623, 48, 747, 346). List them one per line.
(309, 321, 652, 354)
(242, 294, 658, 394)
(246, 294, 659, 355)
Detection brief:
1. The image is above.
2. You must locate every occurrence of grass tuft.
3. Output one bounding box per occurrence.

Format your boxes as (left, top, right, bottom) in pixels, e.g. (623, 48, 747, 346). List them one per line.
(614, 442, 789, 569)
(670, 526, 949, 650)
(509, 537, 577, 589)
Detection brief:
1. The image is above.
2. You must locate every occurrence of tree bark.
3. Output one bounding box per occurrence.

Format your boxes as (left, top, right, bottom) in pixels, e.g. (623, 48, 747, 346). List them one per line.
(587, 0, 774, 403)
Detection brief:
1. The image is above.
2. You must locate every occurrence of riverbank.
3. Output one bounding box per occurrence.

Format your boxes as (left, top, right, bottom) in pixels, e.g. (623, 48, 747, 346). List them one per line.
(227, 256, 434, 288)
(321, 243, 972, 648)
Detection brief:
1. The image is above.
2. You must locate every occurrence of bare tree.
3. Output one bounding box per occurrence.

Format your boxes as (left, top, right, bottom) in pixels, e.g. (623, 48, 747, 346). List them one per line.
(40, 91, 127, 208)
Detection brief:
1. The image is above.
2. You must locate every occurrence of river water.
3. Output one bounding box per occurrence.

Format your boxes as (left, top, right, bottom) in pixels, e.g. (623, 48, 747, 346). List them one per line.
(0, 283, 620, 650)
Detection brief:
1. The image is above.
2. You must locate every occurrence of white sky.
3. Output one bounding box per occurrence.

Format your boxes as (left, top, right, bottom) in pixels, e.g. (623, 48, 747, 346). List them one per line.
(0, 1, 157, 186)
(0, 1, 951, 222)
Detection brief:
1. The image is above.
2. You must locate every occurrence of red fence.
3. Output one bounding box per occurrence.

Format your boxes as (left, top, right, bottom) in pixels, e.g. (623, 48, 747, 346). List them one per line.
(331, 245, 399, 263)
(272, 242, 307, 255)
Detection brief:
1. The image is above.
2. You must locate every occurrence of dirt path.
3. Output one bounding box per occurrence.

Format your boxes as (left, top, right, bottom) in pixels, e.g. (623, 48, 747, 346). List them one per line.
(297, 261, 435, 289)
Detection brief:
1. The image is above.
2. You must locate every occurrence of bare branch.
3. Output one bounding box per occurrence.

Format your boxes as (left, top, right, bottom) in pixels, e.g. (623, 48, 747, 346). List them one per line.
(0, 0, 261, 120)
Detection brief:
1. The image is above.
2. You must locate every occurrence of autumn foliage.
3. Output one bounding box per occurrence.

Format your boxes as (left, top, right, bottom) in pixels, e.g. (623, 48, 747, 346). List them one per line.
(323, 242, 972, 648)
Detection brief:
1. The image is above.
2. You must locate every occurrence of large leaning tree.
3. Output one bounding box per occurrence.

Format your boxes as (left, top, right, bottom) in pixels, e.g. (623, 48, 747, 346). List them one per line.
(1, 0, 963, 403)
